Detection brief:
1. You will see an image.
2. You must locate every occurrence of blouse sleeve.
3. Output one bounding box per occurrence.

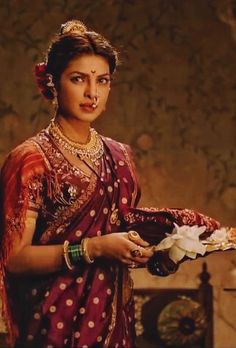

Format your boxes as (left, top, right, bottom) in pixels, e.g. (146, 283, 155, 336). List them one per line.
(0, 141, 48, 263)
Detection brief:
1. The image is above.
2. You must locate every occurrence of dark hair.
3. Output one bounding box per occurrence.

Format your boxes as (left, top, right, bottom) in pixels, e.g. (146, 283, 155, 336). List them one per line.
(35, 20, 119, 100)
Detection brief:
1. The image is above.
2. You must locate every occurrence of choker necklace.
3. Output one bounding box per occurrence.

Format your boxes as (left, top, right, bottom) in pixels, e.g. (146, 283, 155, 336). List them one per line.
(48, 120, 104, 165)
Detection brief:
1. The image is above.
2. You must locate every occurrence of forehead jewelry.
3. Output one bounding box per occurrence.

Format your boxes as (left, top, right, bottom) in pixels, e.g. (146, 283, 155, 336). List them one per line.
(91, 70, 96, 74)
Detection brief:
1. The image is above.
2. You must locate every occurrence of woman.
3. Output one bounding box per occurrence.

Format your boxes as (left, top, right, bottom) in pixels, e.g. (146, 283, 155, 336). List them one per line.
(0, 19, 222, 348)
(0, 20, 153, 348)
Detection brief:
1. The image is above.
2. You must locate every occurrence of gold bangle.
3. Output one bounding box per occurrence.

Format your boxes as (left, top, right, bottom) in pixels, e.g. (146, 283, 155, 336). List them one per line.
(63, 240, 73, 270)
(81, 238, 94, 264)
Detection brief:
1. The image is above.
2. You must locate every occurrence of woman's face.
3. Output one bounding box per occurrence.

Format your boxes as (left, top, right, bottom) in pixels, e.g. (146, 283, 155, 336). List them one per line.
(57, 54, 111, 123)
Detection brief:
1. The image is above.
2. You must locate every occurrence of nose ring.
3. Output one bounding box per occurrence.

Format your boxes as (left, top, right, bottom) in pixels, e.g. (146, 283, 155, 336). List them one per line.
(92, 95, 99, 109)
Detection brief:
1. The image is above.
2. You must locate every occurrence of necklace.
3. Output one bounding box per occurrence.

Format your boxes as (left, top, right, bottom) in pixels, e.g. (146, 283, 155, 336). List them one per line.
(48, 120, 104, 165)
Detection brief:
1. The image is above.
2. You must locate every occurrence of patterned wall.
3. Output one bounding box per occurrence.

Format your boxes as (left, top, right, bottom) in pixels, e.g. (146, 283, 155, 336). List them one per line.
(0, 1, 235, 346)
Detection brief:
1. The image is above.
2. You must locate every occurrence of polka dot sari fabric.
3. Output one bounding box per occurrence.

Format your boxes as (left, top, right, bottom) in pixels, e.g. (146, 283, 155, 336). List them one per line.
(2, 131, 140, 348)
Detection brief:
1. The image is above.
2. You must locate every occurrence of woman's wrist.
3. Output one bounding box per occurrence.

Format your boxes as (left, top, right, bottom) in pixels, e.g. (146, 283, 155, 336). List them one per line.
(81, 238, 94, 264)
(86, 236, 103, 259)
(63, 237, 101, 269)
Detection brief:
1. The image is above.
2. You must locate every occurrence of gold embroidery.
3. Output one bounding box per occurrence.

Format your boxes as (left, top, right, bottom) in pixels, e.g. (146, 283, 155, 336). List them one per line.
(104, 266, 119, 348)
(29, 140, 52, 171)
(122, 267, 133, 306)
(27, 131, 99, 243)
(40, 173, 97, 243)
(110, 209, 119, 225)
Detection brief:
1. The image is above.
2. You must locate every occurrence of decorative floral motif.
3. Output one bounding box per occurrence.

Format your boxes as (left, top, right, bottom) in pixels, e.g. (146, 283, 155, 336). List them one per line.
(157, 297, 207, 346)
(68, 185, 79, 199)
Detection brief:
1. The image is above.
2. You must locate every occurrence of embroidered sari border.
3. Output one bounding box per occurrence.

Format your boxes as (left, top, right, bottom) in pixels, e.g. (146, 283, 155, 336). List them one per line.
(40, 173, 97, 243)
(104, 265, 119, 348)
(29, 140, 52, 171)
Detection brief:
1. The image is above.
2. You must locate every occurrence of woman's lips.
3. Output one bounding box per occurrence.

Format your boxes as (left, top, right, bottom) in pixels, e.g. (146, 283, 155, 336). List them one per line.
(80, 103, 97, 112)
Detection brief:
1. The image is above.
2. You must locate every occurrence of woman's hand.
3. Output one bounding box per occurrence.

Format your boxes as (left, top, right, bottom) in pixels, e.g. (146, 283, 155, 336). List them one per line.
(87, 231, 154, 266)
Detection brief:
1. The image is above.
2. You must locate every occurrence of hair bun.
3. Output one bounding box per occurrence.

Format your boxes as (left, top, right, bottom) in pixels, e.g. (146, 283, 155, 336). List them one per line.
(60, 20, 87, 36)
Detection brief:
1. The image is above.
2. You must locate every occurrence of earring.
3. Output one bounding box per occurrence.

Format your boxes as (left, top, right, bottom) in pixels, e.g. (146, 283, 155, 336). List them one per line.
(46, 74, 58, 107)
(52, 97, 58, 108)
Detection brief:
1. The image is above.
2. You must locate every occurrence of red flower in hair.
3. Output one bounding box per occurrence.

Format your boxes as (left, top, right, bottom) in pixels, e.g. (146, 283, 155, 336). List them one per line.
(34, 62, 55, 100)
(35, 62, 47, 76)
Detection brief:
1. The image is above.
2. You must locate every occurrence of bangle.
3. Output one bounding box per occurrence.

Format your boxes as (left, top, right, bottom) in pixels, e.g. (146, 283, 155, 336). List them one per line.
(68, 244, 83, 265)
(63, 240, 74, 270)
(81, 238, 94, 264)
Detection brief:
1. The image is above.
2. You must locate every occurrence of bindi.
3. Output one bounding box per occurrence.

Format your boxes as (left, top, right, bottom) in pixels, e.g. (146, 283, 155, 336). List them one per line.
(91, 70, 96, 74)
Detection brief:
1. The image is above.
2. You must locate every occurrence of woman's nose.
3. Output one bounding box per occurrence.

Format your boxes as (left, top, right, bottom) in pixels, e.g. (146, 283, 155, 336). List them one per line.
(84, 81, 97, 100)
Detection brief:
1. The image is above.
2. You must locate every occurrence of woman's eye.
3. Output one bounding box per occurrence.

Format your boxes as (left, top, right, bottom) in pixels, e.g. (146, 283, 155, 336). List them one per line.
(71, 76, 84, 83)
(98, 77, 110, 85)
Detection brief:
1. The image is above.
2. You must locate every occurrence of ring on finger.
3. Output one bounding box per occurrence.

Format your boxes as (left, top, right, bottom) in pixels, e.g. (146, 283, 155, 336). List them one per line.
(131, 248, 142, 258)
(127, 231, 140, 242)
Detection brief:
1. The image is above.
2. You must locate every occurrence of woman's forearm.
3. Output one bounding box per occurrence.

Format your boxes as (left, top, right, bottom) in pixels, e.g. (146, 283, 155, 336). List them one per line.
(6, 244, 64, 275)
(6, 232, 153, 275)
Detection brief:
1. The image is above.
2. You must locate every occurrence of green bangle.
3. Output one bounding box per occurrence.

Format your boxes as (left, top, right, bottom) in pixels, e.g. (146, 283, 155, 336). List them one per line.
(68, 243, 84, 265)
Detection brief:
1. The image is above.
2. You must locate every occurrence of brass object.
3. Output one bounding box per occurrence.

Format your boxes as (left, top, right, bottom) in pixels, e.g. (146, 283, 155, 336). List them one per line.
(157, 297, 207, 347)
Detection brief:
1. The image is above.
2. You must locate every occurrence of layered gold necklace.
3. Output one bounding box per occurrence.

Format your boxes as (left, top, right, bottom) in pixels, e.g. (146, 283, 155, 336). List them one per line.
(48, 119, 104, 165)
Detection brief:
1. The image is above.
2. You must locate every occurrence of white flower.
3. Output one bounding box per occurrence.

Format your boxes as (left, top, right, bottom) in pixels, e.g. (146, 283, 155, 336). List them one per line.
(155, 224, 207, 264)
(207, 228, 228, 243)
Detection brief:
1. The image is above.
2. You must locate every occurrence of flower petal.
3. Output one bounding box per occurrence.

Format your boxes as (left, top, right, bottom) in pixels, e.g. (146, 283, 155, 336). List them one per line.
(193, 243, 206, 255)
(176, 238, 197, 251)
(156, 237, 174, 250)
(185, 251, 197, 259)
(208, 228, 228, 243)
(169, 245, 186, 263)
